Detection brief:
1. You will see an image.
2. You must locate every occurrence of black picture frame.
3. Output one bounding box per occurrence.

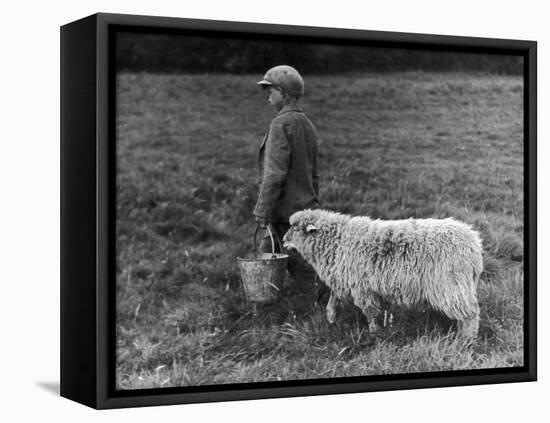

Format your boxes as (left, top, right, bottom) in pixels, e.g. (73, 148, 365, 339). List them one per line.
(60, 12, 537, 409)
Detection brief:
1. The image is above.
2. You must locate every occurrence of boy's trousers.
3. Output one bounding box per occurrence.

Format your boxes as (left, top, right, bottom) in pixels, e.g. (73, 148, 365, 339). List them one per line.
(259, 223, 323, 303)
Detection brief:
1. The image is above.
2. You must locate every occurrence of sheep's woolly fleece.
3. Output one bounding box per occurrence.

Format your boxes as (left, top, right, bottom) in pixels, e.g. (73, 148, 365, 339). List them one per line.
(285, 209, 483, 336)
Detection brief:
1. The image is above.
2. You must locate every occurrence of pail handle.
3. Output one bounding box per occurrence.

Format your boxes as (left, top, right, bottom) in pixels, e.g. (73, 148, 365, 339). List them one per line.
(253, 223, 283, 259)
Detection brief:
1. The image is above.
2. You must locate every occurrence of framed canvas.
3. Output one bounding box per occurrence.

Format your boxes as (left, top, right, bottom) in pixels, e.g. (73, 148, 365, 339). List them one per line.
(60, 12, 537, 409)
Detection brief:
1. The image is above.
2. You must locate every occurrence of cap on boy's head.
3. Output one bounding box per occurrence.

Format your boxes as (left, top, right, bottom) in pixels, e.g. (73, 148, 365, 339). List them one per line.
(257, 65, 304, 98)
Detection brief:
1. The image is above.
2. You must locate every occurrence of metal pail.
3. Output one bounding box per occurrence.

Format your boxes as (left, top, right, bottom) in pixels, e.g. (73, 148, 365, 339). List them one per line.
(237, 224, 289, 303)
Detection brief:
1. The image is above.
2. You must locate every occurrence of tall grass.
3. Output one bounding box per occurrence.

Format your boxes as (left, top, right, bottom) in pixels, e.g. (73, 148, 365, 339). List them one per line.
(115, 72, 524, 390)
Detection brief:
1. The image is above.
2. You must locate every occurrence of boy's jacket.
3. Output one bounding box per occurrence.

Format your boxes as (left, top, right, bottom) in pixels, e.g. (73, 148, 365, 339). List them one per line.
(254, 105, 320, 222)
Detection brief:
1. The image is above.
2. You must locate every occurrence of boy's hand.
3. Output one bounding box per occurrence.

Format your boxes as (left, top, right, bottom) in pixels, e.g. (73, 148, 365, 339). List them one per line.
(255, 216, 268, 228)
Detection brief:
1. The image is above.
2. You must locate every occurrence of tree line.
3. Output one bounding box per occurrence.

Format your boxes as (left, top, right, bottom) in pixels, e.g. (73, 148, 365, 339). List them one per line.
(116, 32, 523, 75)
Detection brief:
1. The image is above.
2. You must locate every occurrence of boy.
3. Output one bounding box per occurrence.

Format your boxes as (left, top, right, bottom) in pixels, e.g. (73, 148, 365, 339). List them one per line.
(254, 65, 321, 306)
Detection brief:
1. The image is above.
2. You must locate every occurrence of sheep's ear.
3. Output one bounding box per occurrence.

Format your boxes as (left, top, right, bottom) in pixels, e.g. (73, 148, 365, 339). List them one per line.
(306, 224, 318, 233)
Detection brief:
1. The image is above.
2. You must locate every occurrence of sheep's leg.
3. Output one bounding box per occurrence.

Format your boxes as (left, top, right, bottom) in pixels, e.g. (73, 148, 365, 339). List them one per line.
(457, 315, 479, 341)
(437, 276, 480, 342)
(367, 316, 379, 333)
(326, 291, 339, 324)
(458, 274, 481, 342)
(360, 304, 381, 333)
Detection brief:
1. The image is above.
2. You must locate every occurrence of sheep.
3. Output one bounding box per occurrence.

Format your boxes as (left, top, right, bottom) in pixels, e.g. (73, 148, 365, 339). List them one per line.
(282, 209, 483, 340)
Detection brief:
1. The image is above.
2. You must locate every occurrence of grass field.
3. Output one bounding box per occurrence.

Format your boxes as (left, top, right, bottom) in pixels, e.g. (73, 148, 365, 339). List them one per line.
(115, 71, 524, 390)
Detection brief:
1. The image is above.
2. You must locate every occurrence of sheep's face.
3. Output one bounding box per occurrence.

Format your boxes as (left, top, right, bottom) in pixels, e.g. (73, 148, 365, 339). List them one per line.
(283, 221, 319, 253)
(283, 210, 328, 261)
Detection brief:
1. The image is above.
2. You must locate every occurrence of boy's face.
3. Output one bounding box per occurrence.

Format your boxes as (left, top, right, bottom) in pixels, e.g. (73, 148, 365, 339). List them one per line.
(266, 86, 285, 112)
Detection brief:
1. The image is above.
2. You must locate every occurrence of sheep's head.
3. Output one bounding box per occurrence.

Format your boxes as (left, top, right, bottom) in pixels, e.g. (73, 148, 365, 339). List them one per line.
(283, 210, 319, 251)
(283, 209, 347, 262)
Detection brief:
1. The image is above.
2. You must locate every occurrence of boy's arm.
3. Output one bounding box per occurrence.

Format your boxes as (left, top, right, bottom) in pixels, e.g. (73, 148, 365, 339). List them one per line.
(253, 122, 290, 220)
